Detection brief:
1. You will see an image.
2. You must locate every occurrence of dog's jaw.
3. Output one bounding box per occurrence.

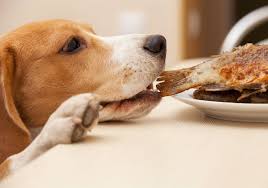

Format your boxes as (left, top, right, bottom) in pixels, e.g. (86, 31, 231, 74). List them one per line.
(99, 90, 161, 122)
(98, 79, 163, 122)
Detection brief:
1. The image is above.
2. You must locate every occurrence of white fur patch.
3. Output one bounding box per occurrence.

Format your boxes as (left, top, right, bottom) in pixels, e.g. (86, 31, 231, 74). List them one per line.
(9, 93, 99, 173)
(98, 34, 164, 99)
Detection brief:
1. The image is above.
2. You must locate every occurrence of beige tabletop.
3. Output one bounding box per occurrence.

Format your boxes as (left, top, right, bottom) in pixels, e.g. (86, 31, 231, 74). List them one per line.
(2, 59, 268, 188)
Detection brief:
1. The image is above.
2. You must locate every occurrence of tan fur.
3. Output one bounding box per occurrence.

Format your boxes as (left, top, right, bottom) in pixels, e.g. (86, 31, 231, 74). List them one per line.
(0, 160, 10, 179)
(4, 20, 114, 128)
(0, 47, 31, 162)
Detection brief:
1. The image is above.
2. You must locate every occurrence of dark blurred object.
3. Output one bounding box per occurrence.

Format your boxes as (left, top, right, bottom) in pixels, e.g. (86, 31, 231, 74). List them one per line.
(183, 0, 233, 59)
(234, 0, 268, 45)
(221, 6, 268, 52)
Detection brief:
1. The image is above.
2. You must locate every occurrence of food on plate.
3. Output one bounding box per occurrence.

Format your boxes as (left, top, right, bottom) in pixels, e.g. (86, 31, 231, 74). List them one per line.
(157, 44, 268, 103)
(192, 88, 268, 103)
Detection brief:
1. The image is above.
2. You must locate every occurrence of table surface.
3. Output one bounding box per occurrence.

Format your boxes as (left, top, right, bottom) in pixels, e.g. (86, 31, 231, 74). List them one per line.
(2, 59, 268, 188)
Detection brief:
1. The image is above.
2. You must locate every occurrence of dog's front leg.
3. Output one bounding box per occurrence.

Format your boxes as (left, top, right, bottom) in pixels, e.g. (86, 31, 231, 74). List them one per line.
(0, 93, 99, 180)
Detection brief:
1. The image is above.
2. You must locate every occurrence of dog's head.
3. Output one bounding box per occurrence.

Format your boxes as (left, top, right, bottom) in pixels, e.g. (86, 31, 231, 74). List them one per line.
(0, 19, 166, 131)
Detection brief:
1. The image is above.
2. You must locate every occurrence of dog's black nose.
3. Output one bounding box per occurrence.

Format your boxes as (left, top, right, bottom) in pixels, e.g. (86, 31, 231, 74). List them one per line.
(143, 35, 166, 54)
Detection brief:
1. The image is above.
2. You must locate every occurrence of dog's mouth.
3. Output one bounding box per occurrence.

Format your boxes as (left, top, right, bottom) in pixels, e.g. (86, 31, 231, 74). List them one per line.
(100, 82, 161, 110)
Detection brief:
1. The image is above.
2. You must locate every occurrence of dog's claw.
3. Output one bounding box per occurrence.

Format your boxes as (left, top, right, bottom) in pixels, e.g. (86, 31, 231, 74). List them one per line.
(71, 98, 99, 142)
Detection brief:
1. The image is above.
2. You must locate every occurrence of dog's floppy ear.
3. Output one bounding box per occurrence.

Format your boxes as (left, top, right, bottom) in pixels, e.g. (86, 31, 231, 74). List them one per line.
(0, 47, 31, 163)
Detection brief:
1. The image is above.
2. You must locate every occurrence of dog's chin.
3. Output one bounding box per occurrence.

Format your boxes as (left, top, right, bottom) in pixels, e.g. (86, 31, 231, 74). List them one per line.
(99, 85, 161, 122)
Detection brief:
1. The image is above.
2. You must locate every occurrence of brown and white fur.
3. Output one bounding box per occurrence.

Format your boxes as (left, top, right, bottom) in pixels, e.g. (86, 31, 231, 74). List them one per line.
(0, 19, 166, 179)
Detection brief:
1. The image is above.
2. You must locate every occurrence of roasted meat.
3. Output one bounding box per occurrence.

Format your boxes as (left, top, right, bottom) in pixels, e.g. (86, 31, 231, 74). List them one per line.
(157, 44, 268, 103)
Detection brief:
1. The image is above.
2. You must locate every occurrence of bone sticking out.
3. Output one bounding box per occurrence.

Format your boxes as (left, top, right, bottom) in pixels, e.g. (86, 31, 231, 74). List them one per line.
(156, 58, 222, 97)
(156, 68, 196, 96)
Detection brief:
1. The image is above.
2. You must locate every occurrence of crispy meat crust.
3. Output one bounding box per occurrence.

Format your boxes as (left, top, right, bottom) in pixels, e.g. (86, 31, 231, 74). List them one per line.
(219, 44, 268, 87)
(157, 44, 268, 97)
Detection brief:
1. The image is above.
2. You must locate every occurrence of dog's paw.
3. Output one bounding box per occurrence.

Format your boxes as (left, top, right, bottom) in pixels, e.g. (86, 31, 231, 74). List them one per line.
(40, 94, 100, 146)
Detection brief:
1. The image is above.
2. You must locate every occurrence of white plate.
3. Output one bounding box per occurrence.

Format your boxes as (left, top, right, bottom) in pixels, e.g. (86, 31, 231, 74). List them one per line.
(173, 89, 268, 122)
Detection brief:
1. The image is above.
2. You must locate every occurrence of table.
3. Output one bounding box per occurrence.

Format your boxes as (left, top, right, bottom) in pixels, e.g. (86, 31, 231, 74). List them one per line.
(2, 59, 268, 188)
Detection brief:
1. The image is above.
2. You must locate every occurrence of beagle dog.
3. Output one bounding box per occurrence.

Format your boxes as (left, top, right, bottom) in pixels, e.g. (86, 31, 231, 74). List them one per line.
(0, 19, 166, 179)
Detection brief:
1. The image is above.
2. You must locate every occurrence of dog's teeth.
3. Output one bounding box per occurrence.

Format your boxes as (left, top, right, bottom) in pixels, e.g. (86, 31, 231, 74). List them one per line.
(153, 82, 157, 90)
(99, 105, 104, 110)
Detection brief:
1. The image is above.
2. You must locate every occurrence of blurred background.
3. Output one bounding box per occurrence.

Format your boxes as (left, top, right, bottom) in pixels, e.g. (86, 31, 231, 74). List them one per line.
(0, 0, 268, 66)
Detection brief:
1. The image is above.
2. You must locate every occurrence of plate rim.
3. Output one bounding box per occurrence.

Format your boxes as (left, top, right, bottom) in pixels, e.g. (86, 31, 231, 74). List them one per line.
(173, 89, 268, 111)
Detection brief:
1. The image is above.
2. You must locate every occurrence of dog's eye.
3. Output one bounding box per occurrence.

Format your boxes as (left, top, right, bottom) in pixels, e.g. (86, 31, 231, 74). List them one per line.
(61, 37, 83, 53)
